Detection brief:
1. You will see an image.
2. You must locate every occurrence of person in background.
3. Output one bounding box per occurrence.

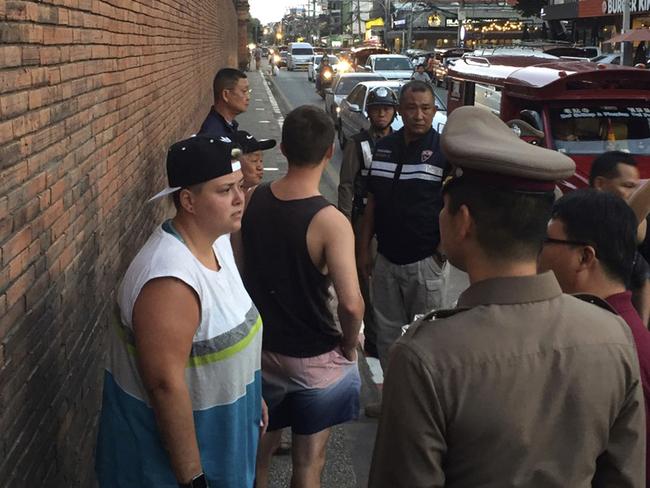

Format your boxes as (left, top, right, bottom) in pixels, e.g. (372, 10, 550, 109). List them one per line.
(338, 86, 398, 357)
(411, 63, 430, 82)
(234, 130, 276, 189)
(538, 188, 650, 485)
(590, 150, 650, 325)
(95, 136, 264, 488)
(198, 68, 250, 139)
(369, 106, 645, 488)
(241, 106, 364, 488)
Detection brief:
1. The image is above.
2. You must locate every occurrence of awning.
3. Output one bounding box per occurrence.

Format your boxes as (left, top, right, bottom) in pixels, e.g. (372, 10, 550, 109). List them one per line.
(605, 28, 650, 43)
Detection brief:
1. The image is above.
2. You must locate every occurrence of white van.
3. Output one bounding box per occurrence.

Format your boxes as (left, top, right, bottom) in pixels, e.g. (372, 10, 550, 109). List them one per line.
(287, 42, 315, 71)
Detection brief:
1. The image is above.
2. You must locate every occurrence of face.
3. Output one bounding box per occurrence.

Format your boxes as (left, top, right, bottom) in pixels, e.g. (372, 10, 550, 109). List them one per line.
(417, 66, 425, 73)
(224, 78, 250, 114)
(241, 151, 264, 188)
(537, 218, 581, 293)
(367, 105, 395, 131)
(182, 170, 245, 236)
(399, 88, 436, 138)
(594, 163, 640, 201)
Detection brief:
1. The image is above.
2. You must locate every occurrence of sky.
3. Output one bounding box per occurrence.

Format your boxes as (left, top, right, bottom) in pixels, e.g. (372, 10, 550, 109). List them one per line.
(250, 0, 296, 24)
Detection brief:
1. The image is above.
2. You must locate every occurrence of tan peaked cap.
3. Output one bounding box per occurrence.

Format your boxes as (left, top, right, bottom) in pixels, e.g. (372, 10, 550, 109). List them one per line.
(441, 106, 575, 182)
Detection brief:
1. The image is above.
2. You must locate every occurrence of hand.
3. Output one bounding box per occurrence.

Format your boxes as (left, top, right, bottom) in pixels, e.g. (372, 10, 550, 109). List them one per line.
(357, 250, 373, 280)
(260, 398, 269, 437)
(341, 343, 358, 362)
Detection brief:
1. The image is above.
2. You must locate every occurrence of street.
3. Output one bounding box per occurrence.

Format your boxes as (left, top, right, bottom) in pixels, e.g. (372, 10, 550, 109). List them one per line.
(240, 61, 469, 488)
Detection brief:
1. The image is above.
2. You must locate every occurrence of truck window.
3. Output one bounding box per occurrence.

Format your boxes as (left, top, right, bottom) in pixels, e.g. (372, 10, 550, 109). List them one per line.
(551, 105, 650, 155)
(474, 83, 501, 115)
(291, 48, 314, 56)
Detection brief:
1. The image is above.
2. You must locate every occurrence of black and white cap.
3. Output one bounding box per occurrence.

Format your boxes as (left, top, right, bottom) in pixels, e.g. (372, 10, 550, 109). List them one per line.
(148, 135, 242, 202)
(234, 130, 277, 154)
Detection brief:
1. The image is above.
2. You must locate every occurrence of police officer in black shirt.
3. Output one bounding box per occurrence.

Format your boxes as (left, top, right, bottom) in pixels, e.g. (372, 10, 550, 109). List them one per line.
(358, 81, 450, 400)
(338, 86, 398, 357)
(198, 68, 250, 139)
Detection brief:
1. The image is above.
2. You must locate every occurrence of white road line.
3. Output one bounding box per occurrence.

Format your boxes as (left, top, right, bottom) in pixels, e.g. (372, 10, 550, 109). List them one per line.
(261, 72, 284, 129)
(255, 108, 265, 111)
(264, 167, 280, 171)
(366, 357, 384, 385)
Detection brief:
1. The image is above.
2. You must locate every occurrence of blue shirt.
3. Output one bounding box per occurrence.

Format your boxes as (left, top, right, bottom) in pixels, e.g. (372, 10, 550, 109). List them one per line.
(198, 107, 239, 139)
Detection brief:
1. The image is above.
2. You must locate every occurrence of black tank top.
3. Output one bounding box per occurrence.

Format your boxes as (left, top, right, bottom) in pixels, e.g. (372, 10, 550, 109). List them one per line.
(241, 183, 340, 357)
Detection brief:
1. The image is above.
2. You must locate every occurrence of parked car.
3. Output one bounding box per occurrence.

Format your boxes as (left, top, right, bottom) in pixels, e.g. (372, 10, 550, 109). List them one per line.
(337, 80, 448, 147)
(361, 54, 414, 80)
(591, 53, 622, 64)
(287, 42, 315, 71)
(308, 55, 341, 82)
(323, 72, 386, 126)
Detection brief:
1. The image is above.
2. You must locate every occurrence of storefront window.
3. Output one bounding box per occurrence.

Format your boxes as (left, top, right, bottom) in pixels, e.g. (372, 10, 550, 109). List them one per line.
(551, 105, 650, 155)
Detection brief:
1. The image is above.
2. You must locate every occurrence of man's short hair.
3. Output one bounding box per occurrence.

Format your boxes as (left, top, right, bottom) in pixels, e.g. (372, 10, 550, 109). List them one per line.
(588, 151, 637, 186)
(399, 80, 434, 102)
(213, 68, 247, 103)
(282, 105, 334, 166)
(552, 189, 637, 285)
(417, 63, 426, 69)
(445, 182, 554, 261)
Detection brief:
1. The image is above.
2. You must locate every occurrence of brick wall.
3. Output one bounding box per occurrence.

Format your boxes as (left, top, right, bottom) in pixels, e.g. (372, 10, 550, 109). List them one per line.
(0, 1, 240, 485)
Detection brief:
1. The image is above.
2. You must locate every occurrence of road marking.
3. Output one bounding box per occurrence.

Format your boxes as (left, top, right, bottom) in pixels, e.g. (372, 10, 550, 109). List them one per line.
(264, 167, 280, 171)
(255, 108, 265, 111)
(258, 120, 270, 124)
(366, 357, 384, 385)
(255, 99, 263, 102)
(261, 72, 284, 128)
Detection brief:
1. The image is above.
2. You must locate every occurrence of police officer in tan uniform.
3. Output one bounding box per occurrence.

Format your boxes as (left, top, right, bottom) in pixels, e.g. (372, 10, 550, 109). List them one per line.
(369, 106, 646, 488)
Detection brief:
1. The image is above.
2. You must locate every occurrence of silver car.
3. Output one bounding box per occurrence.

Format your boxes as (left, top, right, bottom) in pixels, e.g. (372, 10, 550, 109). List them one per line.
(323, 72, 386, 127)
(337, 80, 448, 147)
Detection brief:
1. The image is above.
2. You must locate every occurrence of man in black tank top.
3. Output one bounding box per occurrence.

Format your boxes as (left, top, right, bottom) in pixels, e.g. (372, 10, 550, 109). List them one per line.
(240, 106, 364, 488)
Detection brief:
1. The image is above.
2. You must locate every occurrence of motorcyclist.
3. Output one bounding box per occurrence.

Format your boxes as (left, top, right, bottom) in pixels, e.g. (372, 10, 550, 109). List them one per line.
(316, 56, 334, 93)
(337, 86, 398, 362)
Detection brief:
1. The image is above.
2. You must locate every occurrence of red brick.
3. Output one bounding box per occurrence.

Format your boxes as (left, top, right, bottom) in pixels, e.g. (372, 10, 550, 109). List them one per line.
(0, 120, 15, 145)
(5, 264, 34, 308)
(0, 91, 28, 119)
(0, 69, 32, 93)
(1, 226, 32, 266)
(0, 46, 21, 68)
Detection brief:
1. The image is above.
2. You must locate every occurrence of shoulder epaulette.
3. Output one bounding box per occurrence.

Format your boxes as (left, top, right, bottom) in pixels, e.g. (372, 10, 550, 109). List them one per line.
(422, 306, 471, 321)
(572, 293, 618, 315)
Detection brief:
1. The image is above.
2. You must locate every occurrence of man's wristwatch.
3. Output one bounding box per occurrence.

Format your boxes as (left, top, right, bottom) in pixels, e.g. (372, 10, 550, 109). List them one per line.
(179, 472, 208, 488)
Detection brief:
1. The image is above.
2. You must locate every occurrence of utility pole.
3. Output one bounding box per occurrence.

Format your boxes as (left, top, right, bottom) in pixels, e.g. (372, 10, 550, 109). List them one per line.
(356, 0, 362, 45)
(384, 0, 391, 49)
(406, 1, 414, 53)
(621, 0, 632, 65)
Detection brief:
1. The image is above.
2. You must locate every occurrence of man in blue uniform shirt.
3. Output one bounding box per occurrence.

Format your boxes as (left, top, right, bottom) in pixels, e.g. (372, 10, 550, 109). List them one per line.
(357, 81, 450, 414)
(198, 68, 250, 139)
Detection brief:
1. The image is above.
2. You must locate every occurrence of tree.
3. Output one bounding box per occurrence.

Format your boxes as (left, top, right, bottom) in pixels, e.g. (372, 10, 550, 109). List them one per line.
(513, 0, 546, 18)
(248, 17, 262, 43)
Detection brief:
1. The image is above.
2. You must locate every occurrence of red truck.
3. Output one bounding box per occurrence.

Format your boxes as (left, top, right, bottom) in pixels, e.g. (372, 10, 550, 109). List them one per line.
(446, 54, 650, 189)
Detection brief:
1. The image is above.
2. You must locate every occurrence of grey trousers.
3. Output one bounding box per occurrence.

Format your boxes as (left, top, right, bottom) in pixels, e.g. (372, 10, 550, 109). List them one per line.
(372, 253, 450, 371)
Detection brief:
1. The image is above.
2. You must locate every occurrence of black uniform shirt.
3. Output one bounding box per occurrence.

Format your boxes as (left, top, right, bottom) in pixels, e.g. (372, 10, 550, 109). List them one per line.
(368, 127, 448, 265)
(197, 107, 239, 139)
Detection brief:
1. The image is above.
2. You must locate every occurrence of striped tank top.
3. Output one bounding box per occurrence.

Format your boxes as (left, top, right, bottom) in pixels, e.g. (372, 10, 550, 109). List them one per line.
(95, 224, 262, 487)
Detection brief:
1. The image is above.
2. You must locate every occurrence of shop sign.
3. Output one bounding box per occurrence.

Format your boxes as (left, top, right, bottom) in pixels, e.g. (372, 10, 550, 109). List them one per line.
(604, 0, 650, 14)
(446, 18, 460, 27)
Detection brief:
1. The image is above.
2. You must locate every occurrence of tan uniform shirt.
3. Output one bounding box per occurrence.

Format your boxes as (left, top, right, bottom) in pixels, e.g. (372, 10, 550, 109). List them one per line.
(338, 127, 384, 221)
(369, 272, 646, 488)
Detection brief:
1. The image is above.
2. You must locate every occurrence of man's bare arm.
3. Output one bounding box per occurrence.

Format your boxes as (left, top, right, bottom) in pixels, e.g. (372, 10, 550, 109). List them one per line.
(312, 206, 364, 359)
(133, 278, 202, 485)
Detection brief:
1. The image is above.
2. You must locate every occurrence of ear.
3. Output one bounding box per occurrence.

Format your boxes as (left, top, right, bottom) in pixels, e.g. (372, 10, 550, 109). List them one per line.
(280, 142, 288, 158)
(577, 245, 597, 270)
(179, 189, 195, 214)
(456, 204, 473, 240)
(592, 176, 607, 191)
(326, 143, 334, 159)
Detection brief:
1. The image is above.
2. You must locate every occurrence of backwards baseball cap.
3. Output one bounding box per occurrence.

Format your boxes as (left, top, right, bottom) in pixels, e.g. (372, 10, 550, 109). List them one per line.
(234, 130, 277, 154)
(148, 135, 242, 202)
(441, 106, 575, 194)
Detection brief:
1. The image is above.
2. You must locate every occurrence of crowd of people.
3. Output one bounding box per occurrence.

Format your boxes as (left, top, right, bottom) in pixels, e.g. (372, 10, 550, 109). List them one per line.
(93, 66, 649, 488)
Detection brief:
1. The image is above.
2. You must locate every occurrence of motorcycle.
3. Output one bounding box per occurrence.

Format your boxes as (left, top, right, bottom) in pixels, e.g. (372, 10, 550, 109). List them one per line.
(317, 66, 334, 99)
